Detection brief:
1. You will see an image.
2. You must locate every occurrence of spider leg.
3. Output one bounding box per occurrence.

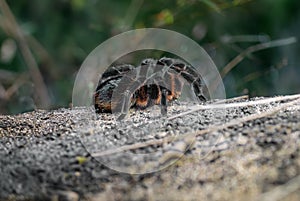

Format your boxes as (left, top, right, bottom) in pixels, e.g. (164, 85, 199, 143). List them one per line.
(160, 88, 168, 116)
(191, 79, 206, 101)
(169, 61, 207, 102)
(116, 90, 131, 121)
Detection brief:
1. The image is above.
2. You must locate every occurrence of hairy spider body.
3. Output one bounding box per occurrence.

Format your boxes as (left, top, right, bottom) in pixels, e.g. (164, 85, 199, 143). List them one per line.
(94, 64, 135, 113)
(94, 57, 206, 114)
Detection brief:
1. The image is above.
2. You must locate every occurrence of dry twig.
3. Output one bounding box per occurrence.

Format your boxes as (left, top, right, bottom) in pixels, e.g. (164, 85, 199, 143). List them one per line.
(257, 174, 300, 201)
(221, 37, 297, 78)
(168, 93, 300, 120)
(0, 0, 50, 108)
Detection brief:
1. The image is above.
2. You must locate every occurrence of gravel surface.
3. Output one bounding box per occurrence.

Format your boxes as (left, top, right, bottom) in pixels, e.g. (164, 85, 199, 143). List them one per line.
(0, 96, 300, 201)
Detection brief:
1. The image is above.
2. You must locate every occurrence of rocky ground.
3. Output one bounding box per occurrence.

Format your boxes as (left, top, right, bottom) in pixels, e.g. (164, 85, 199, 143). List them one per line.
(0, 94, 300, 201)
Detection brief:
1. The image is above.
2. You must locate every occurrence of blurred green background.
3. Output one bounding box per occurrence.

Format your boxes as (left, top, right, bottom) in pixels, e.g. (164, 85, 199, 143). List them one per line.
(0, 0, 299, 114)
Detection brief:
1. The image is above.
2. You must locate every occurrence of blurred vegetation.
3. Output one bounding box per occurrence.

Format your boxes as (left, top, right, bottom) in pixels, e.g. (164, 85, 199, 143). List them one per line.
(0, 0, 299, 114)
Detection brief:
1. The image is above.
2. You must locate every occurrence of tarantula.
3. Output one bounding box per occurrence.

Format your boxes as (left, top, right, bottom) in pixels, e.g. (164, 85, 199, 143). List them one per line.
(94, 57, 206, 118)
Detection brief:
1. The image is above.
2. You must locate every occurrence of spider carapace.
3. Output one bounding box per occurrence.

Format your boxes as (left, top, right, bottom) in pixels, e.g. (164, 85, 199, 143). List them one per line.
(94, 57, 206, 117)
